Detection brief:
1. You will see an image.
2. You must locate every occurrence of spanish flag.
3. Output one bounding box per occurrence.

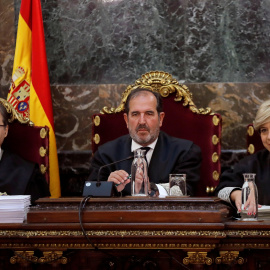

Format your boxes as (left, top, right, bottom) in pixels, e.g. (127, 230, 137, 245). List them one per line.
(8, 0, 61, 198)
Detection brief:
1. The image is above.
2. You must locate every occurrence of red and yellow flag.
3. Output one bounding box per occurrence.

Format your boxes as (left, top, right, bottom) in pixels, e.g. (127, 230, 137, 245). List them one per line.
(8, 0, 61, 198)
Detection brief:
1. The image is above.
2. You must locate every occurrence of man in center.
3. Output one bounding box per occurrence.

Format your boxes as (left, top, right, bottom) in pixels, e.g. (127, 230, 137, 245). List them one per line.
(88, 88, 202, 196)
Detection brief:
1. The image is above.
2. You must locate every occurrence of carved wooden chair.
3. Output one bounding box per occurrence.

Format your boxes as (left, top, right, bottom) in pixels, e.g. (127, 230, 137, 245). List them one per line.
(247, 124, 264, 155)
(91, 71, 222, 196)
(0, 98, 50, 183)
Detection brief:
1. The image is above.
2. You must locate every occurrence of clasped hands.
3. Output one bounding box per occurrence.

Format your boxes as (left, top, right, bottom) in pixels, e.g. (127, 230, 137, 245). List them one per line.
(108, 169, 157, 196)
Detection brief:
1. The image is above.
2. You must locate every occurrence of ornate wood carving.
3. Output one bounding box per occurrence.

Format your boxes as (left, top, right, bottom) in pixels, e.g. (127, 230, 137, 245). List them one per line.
(183, 251, 212, 265)
(0, 229, 225, 238)
(101, 71, 212, 115)
(32, 197, 228, 212)
(215, 251, 245, 265)
(39, 251, 68, 265)
(10, 251, 68, 266)
(10, 251, 38, 265)
(0, 98, 33, 125)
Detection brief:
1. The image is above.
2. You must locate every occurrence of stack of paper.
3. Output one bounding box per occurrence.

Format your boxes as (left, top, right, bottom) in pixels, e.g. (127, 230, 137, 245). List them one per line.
(0, 195, 31, 223)
(241, 205, 270, 221)
(257, 205, 270, 220)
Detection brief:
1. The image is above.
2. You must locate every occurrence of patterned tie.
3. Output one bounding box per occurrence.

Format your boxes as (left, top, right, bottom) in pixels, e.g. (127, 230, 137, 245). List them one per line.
(140, 147, 151, 166)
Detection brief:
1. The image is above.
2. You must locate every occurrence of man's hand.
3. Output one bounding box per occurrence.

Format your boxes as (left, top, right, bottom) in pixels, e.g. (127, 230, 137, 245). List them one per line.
(149, 182, 159, 197)
(108, 170, 130, 192)
(134, 168, 144, 194)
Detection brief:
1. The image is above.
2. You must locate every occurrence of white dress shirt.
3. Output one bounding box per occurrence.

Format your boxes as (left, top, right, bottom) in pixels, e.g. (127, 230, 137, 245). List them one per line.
(131, 139, 157, 164)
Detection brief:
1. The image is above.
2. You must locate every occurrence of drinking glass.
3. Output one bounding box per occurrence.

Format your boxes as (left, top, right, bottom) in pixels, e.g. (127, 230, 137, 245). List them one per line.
(131, 149, 149, 196)
(169, 174, 187, 196)
(241, 173, 258, 221)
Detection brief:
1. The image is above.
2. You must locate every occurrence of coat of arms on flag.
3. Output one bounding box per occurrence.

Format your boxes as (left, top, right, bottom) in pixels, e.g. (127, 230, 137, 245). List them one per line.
(8, 66, 30, 118)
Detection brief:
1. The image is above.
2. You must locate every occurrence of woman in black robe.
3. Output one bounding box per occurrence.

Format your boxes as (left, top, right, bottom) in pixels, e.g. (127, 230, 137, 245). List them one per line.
(215, 99, 270, 215)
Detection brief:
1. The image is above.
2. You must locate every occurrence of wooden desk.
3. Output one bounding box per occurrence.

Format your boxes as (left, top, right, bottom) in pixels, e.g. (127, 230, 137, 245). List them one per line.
(0, 197, 270, 269)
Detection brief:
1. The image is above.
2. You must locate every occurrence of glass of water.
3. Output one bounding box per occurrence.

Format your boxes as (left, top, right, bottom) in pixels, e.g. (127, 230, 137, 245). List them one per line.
(169, 174, 187, 196)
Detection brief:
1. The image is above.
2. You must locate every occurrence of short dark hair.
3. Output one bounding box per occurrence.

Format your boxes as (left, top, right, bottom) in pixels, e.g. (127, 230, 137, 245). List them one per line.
(124, 88, 163, 114)
(0, 103, 9, 126)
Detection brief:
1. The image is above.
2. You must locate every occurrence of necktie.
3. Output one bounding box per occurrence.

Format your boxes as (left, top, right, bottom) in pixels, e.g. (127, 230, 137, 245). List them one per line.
(140, 147, 151, 166)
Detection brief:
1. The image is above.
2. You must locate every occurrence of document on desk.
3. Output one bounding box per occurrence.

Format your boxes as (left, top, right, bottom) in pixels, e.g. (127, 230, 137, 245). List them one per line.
(257, 205, 270, 220)
(0, 195, 31, 223)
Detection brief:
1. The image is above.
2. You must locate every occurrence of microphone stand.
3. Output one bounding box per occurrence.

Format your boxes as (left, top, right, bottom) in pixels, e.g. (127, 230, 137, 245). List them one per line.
(83, 155, 133, 197)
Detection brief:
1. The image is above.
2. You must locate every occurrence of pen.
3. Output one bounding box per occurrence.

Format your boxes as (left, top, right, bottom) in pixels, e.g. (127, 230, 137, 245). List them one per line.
(115, 174, 131, 187)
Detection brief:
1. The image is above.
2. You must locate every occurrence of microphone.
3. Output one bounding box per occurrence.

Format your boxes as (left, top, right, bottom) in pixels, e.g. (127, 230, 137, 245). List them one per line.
(83, 155, 134, 197)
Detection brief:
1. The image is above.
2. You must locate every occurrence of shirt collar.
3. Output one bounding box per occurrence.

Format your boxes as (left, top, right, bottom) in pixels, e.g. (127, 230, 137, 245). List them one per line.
(131, 138, 158, 153)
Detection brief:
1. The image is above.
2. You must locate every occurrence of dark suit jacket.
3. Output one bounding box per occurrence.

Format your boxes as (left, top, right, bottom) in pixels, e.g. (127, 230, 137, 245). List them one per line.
(215, 148, 270, 205)
(88, 131, 202, 196)
(0, 150, 50, 204)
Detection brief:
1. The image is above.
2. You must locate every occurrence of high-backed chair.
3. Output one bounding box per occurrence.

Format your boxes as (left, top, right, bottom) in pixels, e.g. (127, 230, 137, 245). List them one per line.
(247, 124, 264, 155)
(0, 98, 50, 183)
(91, 71, 222, 196)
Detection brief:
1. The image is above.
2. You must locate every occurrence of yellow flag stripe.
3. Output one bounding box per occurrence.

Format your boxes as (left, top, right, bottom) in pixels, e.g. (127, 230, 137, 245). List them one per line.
(30, 86, 61, 198)
(12, 13, 32, 81)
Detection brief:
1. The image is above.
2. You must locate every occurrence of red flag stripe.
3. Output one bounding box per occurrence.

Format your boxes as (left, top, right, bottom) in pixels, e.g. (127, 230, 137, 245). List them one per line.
(31, 0, 54, 130)
(20, 0, 32, 30)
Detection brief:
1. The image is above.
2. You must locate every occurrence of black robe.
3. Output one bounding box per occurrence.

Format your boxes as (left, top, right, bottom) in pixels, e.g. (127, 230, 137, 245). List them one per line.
(88, 131, 202, 196)
(215, 149, 270, 205)
(0, 150, 50, 204)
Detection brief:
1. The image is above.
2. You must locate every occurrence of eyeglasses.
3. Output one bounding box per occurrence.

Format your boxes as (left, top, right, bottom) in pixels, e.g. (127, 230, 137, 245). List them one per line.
(0, 125, 6, 127)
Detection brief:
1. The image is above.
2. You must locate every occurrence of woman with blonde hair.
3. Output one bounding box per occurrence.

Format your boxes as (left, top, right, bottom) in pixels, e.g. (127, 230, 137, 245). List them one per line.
(215, 99, 270, 215)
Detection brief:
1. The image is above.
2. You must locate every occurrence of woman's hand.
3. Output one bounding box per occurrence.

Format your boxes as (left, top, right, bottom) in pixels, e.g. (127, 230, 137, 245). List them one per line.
(230, 190, 242, 212)
(243, 183, 258, 216)
(230, 189, 261, 215)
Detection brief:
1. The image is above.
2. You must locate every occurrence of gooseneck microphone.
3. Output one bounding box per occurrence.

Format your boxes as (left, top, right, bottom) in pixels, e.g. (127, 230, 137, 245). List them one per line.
(96, 156, 134, 185)
(83, 155, 133, 197)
